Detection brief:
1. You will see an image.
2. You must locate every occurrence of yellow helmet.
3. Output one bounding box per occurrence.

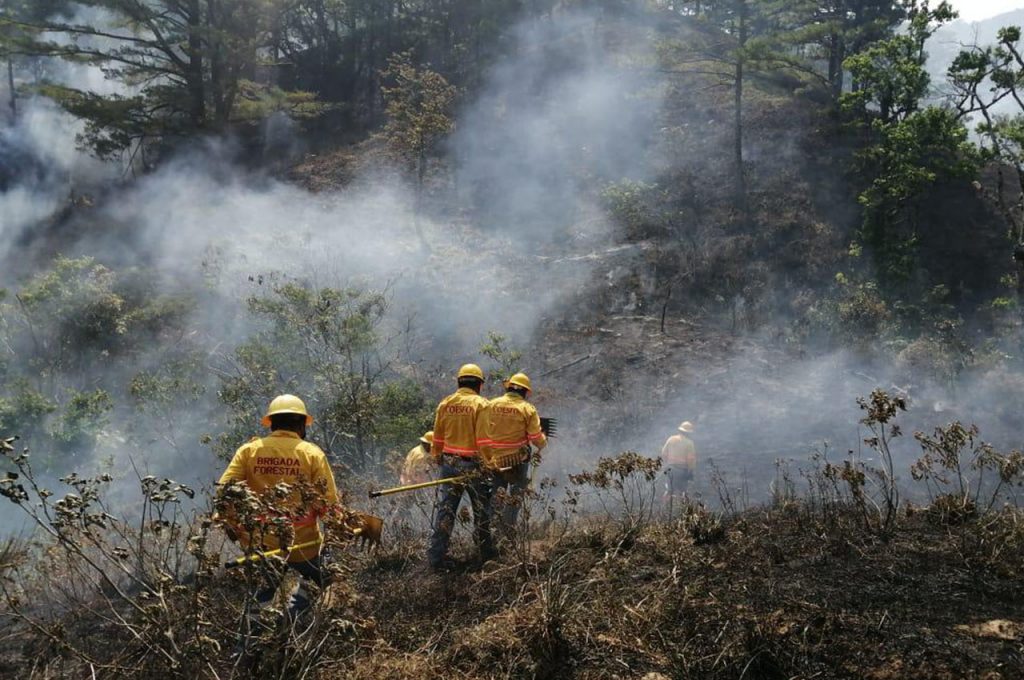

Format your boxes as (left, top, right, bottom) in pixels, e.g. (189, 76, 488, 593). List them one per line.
(457, 363, 485, 381)
(261, 394, 313, 427)
(506, 372, 532, 393)
(420, 431, 434, 447)
(678, 421, 694, 433)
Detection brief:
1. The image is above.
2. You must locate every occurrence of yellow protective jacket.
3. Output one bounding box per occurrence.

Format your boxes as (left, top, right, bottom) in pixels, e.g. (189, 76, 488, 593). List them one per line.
(218, 430, 338, 562)
(661, 434, 696, 471)
(400, 444, 431, 485)
(431, 387, 489, 460)
(480, 391, 547, 468)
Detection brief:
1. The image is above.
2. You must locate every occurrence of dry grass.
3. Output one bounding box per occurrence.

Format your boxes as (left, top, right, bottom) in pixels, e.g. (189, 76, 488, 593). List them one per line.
(3, 446, 1024, 678)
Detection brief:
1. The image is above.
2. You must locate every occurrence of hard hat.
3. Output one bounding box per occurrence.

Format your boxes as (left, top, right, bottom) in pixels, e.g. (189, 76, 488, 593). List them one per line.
(506, 372, 532, 393)
(420, 431, 434, 447)
(678, 421, 694, 433)
(457, 363, 485, 381)
(261, 394, 313, 427)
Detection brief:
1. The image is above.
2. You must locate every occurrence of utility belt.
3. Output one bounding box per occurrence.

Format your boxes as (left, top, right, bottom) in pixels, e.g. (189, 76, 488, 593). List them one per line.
(442, 452, 480, 463)
(489, 446, 531, 470)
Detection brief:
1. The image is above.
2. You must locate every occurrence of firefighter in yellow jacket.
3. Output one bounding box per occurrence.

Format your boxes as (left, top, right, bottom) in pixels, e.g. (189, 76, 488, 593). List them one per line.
(480, 372, 547, 536)
(427, 364, 494, 570)
(400, 431, 433, 485)
(217, 394, 338, 641)
(662, 420, 697, 499)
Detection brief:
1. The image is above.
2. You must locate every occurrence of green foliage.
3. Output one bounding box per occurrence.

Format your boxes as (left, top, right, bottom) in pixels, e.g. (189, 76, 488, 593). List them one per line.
(478, 331, 522, 385)
(53, 388, 113, 446)
(372, 379, 433, 455)
(838, 3, 980, 293)
(950, 20, 1024, 256)
(230, 81, 327, 123)
(129, 357, 206, 412)
(600, 180, 668, 240)
(216, 281, 426, 470)
(3, 256, 192, 379)
(0, 257, 197, 470)
(841, 1, 955, 123)
(0, 380, 57, 444)
(380, 51, 456, 184)
(12, 0, 318, 159)
(855, 107, 979, 285)
(804, 274, 893, 348)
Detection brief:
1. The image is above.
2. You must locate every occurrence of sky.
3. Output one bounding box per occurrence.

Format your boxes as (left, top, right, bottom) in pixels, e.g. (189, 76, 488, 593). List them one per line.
(953, 0, 1024, 22)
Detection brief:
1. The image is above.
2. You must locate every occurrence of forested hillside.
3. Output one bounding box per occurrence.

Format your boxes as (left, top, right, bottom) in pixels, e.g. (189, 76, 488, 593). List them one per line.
(2, 1, 1024, 678)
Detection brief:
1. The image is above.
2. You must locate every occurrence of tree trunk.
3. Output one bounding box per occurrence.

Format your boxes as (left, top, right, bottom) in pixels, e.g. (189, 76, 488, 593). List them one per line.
(187, 0, 206, 129)
(828, 31, 845, 98)
(6, 57, 15, 120)
(206, 0, 228, 129)
(734, 0, 747, 207)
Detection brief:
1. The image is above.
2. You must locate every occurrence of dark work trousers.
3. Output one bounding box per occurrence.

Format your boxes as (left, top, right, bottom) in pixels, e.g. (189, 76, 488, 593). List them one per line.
(495, 460, 531, 537)
(237, 556, 325, 652)
(427, 455, 495, 566)
(665, 464, 694, 498)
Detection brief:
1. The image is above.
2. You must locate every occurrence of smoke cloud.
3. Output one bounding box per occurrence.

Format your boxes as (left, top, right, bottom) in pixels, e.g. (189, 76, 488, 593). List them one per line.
(3, 3, 1017, 525)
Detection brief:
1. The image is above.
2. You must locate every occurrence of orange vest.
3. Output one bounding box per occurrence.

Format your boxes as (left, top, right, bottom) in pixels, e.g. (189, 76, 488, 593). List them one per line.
(431, 387, 489, 458)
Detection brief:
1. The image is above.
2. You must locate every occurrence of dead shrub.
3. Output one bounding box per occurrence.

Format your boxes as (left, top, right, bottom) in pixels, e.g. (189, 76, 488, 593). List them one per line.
(569, 452, 661, 552)
(680, 502, 727, 546)
(923, 493, 977, 526)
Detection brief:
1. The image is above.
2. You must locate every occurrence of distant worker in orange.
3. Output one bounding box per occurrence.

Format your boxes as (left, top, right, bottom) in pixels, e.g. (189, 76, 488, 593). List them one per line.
(480, 372, 547, 536)
(662, 420, 697, 499)
(427, 364, 494, 570)
(400, 431, 434, 486)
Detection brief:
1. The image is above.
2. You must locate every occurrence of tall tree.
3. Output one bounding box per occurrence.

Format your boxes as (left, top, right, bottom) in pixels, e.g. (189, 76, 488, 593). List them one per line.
(380, 50, 455, 246)
(843, 1, 977, 287)
(798, 1, 907, 98)
(0, 0, 72, 120)
(842, 1, 955, 124)
(950, 25, 1024, 298)
(4, 0, 319, 160)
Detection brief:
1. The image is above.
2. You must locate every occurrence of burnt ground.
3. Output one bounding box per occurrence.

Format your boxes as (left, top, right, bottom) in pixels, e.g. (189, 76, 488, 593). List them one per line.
(331, 503, 1024, 680)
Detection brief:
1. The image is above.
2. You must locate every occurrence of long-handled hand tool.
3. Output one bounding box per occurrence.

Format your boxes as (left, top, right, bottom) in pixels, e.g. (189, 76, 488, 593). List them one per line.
(224, 512, 384, 567)
(225, 539, 323, 569)
(369, 474, 470, 499)
(368, 467, 515, 498)
(369, 418, 557, 500)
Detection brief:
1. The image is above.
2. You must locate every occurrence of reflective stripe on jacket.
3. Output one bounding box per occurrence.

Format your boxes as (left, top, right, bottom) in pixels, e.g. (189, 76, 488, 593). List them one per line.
(218, 430, 338, 562)
(479, 391, 547, 465)
(431, 387, 489, 459)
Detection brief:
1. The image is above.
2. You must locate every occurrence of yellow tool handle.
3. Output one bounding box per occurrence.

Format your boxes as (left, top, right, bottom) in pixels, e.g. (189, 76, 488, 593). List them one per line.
(224, 538, 322, 569)
(368, 466, 513, 498)
(369, 475, 469, 498)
